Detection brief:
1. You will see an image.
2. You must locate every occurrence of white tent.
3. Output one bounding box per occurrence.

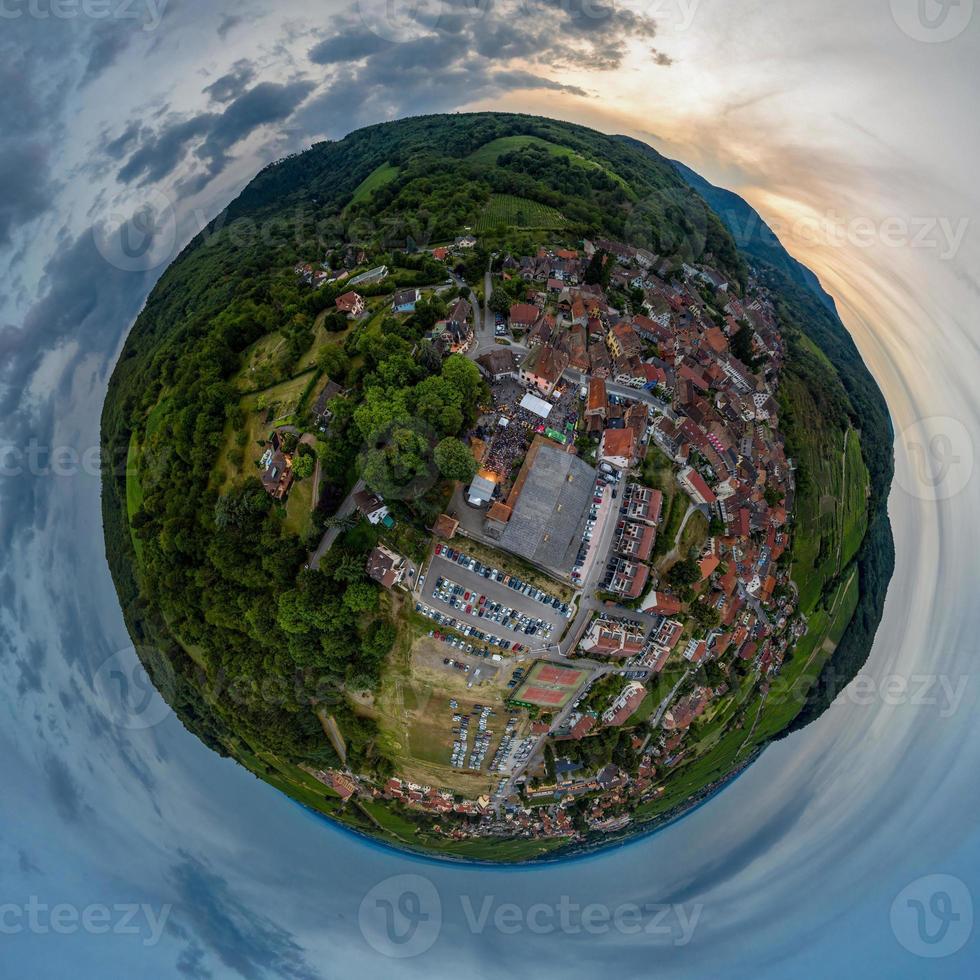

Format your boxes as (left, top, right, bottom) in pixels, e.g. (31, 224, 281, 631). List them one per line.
(519, 392, 553, 419)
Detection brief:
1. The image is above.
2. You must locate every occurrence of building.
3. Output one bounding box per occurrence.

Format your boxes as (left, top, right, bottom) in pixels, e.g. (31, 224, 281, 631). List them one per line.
(579, 617, 648, 657)
(623, 484, 663, 525)
(602, 682, 647, 727)
(366, 544, 407, 589)
(348, 265, 388, 287)
(467, 473, 497, 507)
(432, 514, 459, 539)
(312, 378, 344, 426)
(509, 302, 540, 331)
(678, 466, 718, 506)
(487, 439, 597, 576)
(519, 344, 569, 395)
(586, 377, 607, 419)
(606, 322, 643, 358)
(259, 443, 294, 500)
(353, 489, 393, 527)
(476, 348, 518, 381)
(391, 287, 421, 313)
(606, 558, 649, 599)
(599, 427, 638, 469)
(335, 291, 365, 317)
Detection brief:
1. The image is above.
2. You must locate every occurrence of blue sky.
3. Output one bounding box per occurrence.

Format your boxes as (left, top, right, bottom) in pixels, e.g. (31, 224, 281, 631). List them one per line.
(1, 2, 979, 977)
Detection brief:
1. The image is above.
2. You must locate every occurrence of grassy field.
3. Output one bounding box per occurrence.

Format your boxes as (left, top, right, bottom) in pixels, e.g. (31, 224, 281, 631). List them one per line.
(283, 472, 314, 537)
(475, 194, 567, 233)
(234, 331, 291, 392)
(468, 135, 634, 196)
(372, 616, 523, 797)
(213, 371, 315, 490)
(350, 162, 399, 205)
(783, 368, 869, 615)
(125, 432, 144, 564)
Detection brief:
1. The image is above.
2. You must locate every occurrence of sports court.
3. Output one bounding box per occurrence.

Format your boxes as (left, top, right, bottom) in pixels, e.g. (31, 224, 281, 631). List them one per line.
(510, 660, 589, 709)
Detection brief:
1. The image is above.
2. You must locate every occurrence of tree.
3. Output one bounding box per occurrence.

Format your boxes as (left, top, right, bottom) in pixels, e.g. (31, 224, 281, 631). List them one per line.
(489, 290, 511, 316)
(434, 437, 477, 482)
(344, 581, 379, 613)
(668, 557, 700, 588)
(440, 354, 483, 408)
(292, 453, 315, 479)
(361, 426, 433, 499)
(317, 345, 350, 380)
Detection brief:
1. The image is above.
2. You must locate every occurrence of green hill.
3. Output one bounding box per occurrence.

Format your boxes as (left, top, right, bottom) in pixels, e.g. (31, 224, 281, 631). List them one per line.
(101, 112, 892, 860)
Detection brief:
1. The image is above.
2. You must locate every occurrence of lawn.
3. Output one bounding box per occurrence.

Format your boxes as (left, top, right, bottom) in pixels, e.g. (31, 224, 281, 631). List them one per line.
(350, 162, 399, 205)
(213, 371, 315, 490)
(283, 472, 314, 538)
(468, 135, 634, 197)
(475, 194, 567, 233)
(125, 432, 144, 564)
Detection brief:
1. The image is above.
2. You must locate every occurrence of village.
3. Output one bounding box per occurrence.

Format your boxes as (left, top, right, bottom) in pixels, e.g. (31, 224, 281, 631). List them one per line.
(276, 231, 807, 850)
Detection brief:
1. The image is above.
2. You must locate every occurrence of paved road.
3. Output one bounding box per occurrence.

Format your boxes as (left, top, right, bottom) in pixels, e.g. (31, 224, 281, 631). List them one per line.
(308, 478, 365, 570)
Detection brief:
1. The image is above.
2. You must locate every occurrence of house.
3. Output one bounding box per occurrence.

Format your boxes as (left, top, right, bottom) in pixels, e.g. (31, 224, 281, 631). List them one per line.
(476, 348, 518, 381)
(519, 344, 569, 395)
(509, 302, 541, 331)
(312, 378, 344, 425)
(678, 466, 718, 506)
(353, 489, 393, 527)
(641, 591, 685, 616)
(602, 682, 647, 727)
(606, 321, 644, 359)
(579, 617, 648, 657)
(599, 427, 638, 469)
(366, 544, 407, 589)
(259, 445, 294, 500)
(606, 558, 649, 599)
(585, 378, 607, 419)
(432, 514, 459, 539)
(392, 287, 421, 313)
(335, 291, 365, 318)
(623, 484, 663, 525)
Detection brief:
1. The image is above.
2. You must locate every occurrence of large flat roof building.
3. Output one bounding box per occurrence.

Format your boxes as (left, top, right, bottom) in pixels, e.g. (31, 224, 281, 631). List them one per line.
(487, 438, 596, 576)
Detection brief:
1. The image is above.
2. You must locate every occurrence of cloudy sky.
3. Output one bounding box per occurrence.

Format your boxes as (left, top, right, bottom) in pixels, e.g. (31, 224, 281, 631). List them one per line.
(1, 1, 979, 977)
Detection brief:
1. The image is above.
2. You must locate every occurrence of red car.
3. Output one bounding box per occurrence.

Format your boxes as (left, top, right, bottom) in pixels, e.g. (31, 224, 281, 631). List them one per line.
(434, 544, 443, 555)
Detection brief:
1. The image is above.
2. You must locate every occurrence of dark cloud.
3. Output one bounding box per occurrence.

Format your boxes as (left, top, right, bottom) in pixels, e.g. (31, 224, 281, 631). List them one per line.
(117, 114, 217, 185)
(80, 25, 132, 87)
(309, 29, 392, 64)
(196, 80, 315, 177)
(18, 849, 42, 875)
(116, 80, 313, 187)
(104, 121, 143, 161)
(0, 141, 55, 245)
(43, 753, 86, 824)
(204, 61, 257, 105)
(167, 853, 319, 980)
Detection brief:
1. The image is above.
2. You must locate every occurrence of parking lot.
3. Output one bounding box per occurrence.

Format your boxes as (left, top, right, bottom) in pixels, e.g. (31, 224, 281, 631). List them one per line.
(424, 546, 571, 651)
